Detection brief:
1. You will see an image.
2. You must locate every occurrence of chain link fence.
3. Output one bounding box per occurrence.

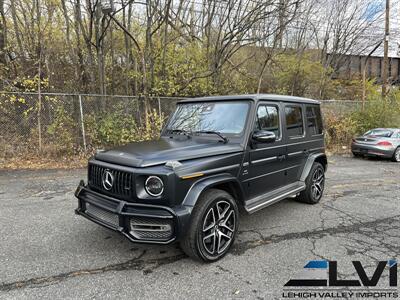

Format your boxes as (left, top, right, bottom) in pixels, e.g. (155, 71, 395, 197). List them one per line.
(320, 100, 363, 116)
(0, 92, 183, 160)
(0, 92, 362, 163)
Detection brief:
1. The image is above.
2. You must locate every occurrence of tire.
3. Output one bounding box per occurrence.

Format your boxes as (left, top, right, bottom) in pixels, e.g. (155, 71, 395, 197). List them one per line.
(296, 162, 325, 204)
(180, 189, 239, 262)
(352, 151, 362, 158)
(392, 147, 400, 162)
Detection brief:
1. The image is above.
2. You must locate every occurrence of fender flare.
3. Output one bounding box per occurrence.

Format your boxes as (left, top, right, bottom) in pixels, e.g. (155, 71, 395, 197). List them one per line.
(300, 153, 328, 182)
(182, 173, 244, 207)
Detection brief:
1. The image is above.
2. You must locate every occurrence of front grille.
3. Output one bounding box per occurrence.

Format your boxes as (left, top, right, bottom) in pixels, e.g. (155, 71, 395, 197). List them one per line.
(133, 230, 173, 240)
(130, 216, 173, 241)
(89, 164, 133, 199)
(85, 203, 119, 227)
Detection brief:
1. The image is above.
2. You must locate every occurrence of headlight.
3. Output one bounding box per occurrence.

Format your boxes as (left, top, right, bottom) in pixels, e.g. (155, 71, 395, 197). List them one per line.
(145, 176, 164, 197)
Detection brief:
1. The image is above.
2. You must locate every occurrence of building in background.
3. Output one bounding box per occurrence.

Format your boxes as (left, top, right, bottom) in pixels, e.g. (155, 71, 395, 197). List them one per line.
(332, 0, 400, 84)
(333, 52, 400, 84)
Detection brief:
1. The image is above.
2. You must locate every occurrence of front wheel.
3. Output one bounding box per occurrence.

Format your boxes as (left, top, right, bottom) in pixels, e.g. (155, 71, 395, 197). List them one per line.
(180, 189, 239, 262)
(296, 162, 325, 204)
(392, 147, 400, 162)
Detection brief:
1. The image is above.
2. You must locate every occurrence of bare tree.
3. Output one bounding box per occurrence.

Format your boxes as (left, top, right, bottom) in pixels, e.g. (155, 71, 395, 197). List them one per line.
(314, 0, 382, 76)
(0, 0, 5, 64)
(1, 0, 385, 98)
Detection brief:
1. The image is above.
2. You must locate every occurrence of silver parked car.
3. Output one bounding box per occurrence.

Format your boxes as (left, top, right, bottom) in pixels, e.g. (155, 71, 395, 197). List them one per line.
(351, 128, 400, 162)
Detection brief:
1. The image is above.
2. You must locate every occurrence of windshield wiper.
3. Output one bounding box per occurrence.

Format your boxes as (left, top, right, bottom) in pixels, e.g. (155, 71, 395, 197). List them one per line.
(166, 129, 192, 138)
(193, 131, 228, 143)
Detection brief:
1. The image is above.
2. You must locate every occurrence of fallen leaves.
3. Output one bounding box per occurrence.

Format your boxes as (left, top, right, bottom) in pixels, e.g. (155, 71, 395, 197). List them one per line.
(0, 155, 88, 170)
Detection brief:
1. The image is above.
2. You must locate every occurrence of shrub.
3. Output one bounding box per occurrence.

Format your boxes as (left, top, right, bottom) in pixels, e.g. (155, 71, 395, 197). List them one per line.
(84, 106, 166, 149)
(324, 111, 357, 151)
(47, 107, 78, 155)
(96, 112, 138, 146)
(324, 91, 400, 152)
(350, 93, 400, 134)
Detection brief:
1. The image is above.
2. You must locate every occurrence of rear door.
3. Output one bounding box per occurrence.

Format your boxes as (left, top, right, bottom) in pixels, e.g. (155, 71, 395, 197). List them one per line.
(246, 102, 286, 199)
(283, 103, 308, 184)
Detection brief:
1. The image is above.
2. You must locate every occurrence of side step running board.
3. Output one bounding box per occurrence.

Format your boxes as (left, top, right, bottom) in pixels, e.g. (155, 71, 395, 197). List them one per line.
(244, 183, 306, 214)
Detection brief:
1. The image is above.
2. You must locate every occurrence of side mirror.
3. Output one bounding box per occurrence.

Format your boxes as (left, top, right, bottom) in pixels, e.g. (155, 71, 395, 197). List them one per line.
(252, 130, 276, 143)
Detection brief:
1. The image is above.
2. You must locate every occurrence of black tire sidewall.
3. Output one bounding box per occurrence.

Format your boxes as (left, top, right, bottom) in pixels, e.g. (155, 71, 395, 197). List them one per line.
(194, 191, 239, 262)
(394, 148, 400, 162)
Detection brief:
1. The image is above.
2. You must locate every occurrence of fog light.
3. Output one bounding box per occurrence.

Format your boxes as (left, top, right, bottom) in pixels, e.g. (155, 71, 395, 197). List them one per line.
(145, 176, 164, 197)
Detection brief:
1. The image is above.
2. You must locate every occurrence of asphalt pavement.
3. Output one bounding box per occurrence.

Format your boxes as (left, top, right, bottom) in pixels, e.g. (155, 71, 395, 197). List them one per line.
(0, 155, 399, 299)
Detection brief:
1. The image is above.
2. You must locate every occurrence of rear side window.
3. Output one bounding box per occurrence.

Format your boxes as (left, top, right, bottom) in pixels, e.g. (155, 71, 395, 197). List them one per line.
(306, 106, 323, 135)
(255, 105, 280, 138)
(285, 106, 304, 137)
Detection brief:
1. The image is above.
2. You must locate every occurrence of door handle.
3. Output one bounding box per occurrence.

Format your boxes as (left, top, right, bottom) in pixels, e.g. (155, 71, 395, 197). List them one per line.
(303, 150, 309, 156)
(277, 154, 286, 161)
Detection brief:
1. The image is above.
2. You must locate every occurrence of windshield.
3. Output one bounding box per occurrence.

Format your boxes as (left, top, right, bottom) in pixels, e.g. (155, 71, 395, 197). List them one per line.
(364, 129, 393, 138)
(165, 101, 250, 135)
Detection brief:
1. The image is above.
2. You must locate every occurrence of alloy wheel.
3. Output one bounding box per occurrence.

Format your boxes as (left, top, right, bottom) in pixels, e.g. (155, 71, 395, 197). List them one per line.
(311, 167, 325, 201)
(201, 200, 236, 256)
(395, 148, 400, 162)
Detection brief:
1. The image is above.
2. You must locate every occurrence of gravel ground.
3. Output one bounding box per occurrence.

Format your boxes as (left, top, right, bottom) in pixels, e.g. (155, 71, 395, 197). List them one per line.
(0, 155, 399, 299)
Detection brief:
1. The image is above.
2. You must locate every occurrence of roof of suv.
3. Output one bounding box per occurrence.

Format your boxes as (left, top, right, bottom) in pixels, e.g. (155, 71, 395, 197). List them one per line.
(178, 94, 320, 105)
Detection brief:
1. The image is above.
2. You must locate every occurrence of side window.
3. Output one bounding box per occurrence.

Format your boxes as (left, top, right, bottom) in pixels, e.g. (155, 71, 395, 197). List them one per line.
(306, 106, 323, 135)
(255, 105, 280, 138)
(285, 105, 304, 137)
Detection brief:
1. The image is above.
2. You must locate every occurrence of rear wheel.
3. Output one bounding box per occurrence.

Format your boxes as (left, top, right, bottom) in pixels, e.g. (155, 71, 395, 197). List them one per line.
(392, 147, 400, 162)
(180, 189, 239, 262)
(296, 162, 325, 204)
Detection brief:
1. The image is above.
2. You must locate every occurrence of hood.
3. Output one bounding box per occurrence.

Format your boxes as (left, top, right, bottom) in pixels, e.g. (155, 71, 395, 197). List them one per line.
(94, 136, 243, 167)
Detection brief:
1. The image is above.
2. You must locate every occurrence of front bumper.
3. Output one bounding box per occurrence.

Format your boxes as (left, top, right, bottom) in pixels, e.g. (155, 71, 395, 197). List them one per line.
(351, 143, 395, 158)
(75, 181, 191, 244)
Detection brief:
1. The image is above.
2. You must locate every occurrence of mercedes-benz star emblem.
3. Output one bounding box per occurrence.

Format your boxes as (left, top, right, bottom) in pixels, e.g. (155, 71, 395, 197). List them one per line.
(102, 170, 114, 190)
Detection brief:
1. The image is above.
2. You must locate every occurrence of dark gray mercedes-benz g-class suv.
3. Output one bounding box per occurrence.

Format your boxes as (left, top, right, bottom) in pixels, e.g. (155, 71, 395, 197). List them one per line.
(75, 94, 327, 262)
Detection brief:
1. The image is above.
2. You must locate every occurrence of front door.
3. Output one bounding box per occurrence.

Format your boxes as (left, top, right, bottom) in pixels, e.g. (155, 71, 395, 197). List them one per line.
(246, 102, 286, 199)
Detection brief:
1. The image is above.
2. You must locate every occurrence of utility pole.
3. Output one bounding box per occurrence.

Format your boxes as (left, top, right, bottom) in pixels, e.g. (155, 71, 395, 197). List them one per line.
(277, 0, 285, 49)
(362, 41, 383, 108)
(382, 0, 390, 98)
